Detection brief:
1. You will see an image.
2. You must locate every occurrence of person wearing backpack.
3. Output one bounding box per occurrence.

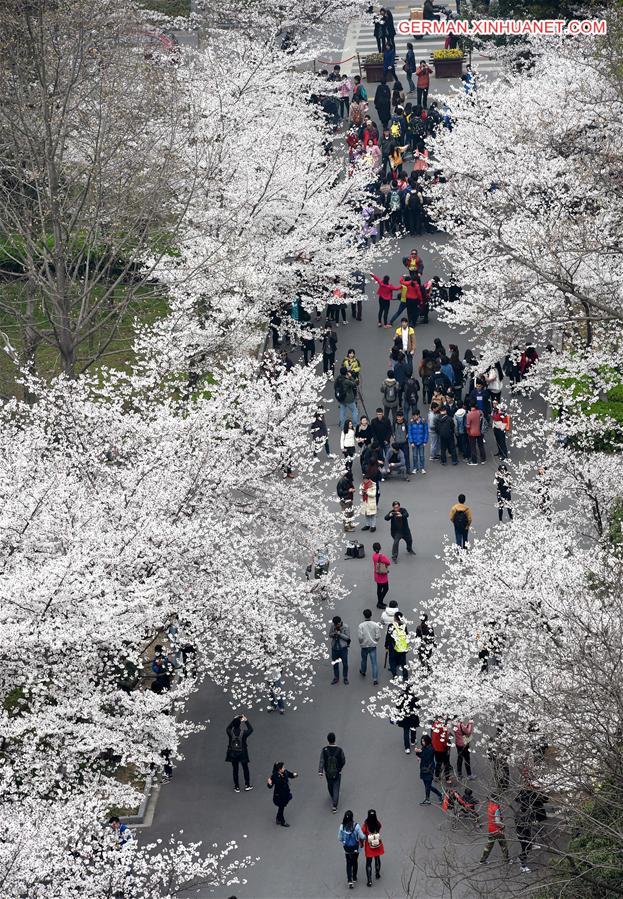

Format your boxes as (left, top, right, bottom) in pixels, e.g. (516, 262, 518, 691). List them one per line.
(334, 366, 359, 429)
(338, 810, 365, 889)
(388, 612, 410, 679)
(225, 715, 254, 792)
(371, 541, 391, 609)
(466, 402, 487, 464)
(450, 494, 472, 548)
(361, 809, 384, 885)
(403, 377, 420, 424)
(319, 731, 346, 812)
(380, 369, 399, 422)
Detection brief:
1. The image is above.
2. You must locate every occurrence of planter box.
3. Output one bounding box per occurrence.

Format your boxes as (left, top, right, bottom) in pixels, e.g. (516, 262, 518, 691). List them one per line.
(364, 63, 385, 83)
(433, 58, 463, 78)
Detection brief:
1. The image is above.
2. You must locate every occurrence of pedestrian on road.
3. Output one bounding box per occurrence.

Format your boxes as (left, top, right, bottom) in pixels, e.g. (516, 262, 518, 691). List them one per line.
(408, 408, 428, 473)
(381, 599, 400, 627)
(492, 400, 511, 459)
(341, 419, 357, 468)
(358, 609, 381, 683)
(319, 731, 346, 812)
(334, 366, 359, 429)
(338, 810, 365, 889)
(384, 501, 415, 561)
(360, 474, 377, 531)
(370, 407, 393, 450)
(387, 612, 410, 679)
(321, 324, 338, 375)
(370, 272, 401, 328)
(311, 409, 332, 457)
(415, 60, 432, 108)
(329, 616, 351, 684)
(431, 717, 453, 782)
(371, 541, 391, 608)
(437, 406, 459, 465)
(393, 687, 420, 753)
(416, 735, 443, 805)
(337, 468, 356, 532)
(404, 41, 416, 93)
(454, 719, 474, 779)
(374, 78, 392, 131)
(415, 613, 435, 669)
(382, 6, 396, 48)
(225, 715, 254, 793)
(480, 794, 509, 863)
(362, 809, 384, 885)
(466, 402, 487, 465)
(495, 464, 513, 522)
(450, 493, 472, 548)
(428, 402, 441, 461)
(267, 762, 298, 827)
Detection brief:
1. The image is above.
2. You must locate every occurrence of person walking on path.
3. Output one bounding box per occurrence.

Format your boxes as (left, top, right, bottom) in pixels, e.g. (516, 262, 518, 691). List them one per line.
(370, 272, 401, 328)
(311, 410, 331, 457)
(329, 616, 351, 684)
(267, 762, 298, 827)
(338, 810, 365, 889)
(225, 715, 254, 793)
(387, 612, 410, 680)
(495, 464, 513, 522)
(372, 542, 391, 608)
(466, 402, 487, 465)
(358, 609, 381, 684)
(432, 717, 453, 782)
(454, 719, 474, 779)
(416, 735, 443, 805)
(480, 794, 510, 864)
(319, 731, 346, 812)
(362, 809, 384, 885)
(384, 501, 415, 561)
(393, 687, 420, 753)
(450, 494, 472, 548)
(380, 369, 400, 423)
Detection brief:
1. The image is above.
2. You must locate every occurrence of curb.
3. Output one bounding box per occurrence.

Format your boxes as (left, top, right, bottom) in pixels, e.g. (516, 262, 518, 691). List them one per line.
(121, 774, 162, 828)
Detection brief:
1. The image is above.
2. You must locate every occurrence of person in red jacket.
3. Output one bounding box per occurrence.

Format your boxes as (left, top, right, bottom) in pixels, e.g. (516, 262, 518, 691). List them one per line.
(415, 60, 432, 109)
(371, 541, 391, 608)
(370, 272, 401, 328)
(466, 402, 487, 465)
(361, 809, 384, 886)
(480, 795, 509, 864)
(431, 717, 452, 782)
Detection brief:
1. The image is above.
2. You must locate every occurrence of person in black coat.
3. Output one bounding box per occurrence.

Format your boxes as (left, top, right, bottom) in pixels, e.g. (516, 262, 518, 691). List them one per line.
(436, 408, 458, 465)
(370, 407, 393, 449)
(394, 688, 420, 753)
(225, 715, 254, 792)
(267, 761, 299, 826)
(374, 79, 392, 131)
(384, 501, 415, 561)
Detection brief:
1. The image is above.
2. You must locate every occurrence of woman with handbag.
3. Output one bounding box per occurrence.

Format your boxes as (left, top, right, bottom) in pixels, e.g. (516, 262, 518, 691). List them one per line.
(371, 541, 391, 608)
(360, 476, 377, 532)
(361, 809, 384, 885)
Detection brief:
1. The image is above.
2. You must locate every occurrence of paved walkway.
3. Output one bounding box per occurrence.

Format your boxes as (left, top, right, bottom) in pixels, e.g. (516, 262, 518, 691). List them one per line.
(149, 20, 506, 899)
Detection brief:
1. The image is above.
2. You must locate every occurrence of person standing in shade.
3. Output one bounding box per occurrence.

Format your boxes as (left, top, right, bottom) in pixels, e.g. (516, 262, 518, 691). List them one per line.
(362, 809, 384, 885)
(480, 794, 509, 864)
(267, 762, 298, 827)
(225, 715, 254, 793)
(372, 541, 391, 608)
(416, 734, 443, 805)
(329, 616, 351, 684)
(319, 731, 346, 812)
(358, 609, 381, 684)
(384, 501, 415, 561)
(450, 493, 472, 548)
(338, 810, 365, 889)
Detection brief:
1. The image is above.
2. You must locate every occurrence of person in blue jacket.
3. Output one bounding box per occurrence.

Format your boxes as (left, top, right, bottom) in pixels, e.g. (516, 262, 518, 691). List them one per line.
(338, 809, 366, 888)
(408, 409, 429, 473)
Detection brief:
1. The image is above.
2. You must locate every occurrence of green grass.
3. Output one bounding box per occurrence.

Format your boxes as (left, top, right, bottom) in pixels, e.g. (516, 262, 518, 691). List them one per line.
(0, 280, 169, 399)
(139, 0, 191, 16)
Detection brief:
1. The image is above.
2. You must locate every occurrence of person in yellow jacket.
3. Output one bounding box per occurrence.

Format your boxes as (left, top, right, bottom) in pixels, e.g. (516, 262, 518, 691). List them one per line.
(342, 349, 361, 385)
(450, 493, 472, 548)
(395, 320, 415, 356)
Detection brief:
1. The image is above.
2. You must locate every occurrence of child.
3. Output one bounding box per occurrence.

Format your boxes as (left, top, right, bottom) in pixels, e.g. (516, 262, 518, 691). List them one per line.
(408, 409, 429, 474)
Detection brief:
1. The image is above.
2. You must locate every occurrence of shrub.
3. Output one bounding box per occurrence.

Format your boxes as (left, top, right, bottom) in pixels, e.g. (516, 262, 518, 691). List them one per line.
(432, 49, 464, 60)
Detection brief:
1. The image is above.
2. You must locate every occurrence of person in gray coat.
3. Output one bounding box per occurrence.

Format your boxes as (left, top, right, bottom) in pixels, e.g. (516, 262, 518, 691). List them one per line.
(358, 608, 381, 684)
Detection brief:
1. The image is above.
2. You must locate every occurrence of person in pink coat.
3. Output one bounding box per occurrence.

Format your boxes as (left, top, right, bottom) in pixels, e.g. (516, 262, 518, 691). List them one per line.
(372, 541, 391, 609)
(454, 719, 474, 779)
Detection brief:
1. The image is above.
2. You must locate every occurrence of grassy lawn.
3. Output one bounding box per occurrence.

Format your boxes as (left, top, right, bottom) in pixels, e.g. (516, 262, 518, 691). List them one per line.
(0, 280, 169, 399)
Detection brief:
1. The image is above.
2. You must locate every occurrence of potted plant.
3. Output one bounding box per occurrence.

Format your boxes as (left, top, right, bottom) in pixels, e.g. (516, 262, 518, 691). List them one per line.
(363, 52, 384, 83)
(432, 48, 464, 78)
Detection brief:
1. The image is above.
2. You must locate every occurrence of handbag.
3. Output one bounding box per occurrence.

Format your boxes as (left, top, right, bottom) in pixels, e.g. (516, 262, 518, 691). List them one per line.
(375, 560, 389, 575)
(368, 832, 381, 849)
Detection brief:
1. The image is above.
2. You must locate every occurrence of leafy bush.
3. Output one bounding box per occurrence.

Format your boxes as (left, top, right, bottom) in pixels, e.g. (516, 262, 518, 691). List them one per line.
(432, 49, 464, 60)
(364, 53, 384, 64)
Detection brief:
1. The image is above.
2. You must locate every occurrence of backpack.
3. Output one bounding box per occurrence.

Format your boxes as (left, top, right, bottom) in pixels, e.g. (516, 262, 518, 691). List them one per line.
(389, 190, 401, 212)
(324, 746, 340, 779)
(384, 381, 397, 403)
(392, 624, 409, 653)
(343, 826, 359, 849)
(390, 119, 401, 139)
(454, 509, 469, 531)
(334, 379, 346, 403)
(230, 732, 243, 753)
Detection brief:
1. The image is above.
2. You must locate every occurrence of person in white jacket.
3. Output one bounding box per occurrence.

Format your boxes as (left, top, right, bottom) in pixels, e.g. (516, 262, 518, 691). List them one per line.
(358, 609, 381, 684)
(340, 419, 357, 468)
